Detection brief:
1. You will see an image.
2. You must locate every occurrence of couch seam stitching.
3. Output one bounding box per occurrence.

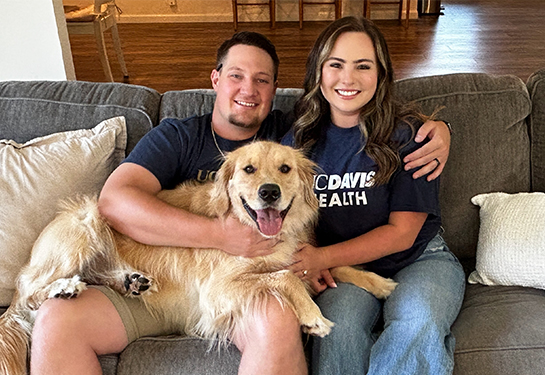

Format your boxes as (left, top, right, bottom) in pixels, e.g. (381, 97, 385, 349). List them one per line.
(456, 345, 545, 354)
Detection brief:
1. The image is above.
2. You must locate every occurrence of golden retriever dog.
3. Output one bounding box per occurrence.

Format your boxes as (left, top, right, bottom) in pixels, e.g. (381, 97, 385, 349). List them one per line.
(0, 141, 397, 375)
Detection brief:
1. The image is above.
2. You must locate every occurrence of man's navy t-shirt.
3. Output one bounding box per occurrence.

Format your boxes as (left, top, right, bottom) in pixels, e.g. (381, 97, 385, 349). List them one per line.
(282, 121, 441, 278)
(125, 111, 291, 189)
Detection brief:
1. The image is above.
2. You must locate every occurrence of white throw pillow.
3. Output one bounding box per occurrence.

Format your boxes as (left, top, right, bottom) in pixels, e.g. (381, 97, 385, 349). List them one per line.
(469, 192, 545, 290)
(0, 117, 127, 306)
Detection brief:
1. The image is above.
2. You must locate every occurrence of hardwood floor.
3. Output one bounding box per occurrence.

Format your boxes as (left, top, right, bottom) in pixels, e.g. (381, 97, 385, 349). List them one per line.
(68, 0, 545, 93)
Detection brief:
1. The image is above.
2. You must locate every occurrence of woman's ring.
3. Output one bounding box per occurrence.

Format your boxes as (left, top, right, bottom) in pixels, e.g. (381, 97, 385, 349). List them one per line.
(302, 270, 308, 276)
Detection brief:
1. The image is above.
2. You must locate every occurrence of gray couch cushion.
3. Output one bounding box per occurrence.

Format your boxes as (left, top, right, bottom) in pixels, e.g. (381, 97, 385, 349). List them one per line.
(0, 81, 160, 153)
(159, 89, 215, 119)
(452, 284, 545, 375)
(159, 88, 303, 121)
(98, 355, 119, 375)
(116, 336, 240, 375)
(527, 68, 545, 192)
(396, 73, 532, 269)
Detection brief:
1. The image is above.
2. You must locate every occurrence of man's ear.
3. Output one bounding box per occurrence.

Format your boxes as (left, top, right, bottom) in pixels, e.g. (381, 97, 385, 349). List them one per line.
(268, 80, 277, 107)
(211, 69, 220, 90)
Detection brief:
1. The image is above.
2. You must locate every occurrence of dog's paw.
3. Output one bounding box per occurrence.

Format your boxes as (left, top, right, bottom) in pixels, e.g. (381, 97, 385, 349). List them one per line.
(124, 273, 153, 296)
(373, 277, 398, 299)
(301, 315, 334, 338)
(48, 275, 87, 299)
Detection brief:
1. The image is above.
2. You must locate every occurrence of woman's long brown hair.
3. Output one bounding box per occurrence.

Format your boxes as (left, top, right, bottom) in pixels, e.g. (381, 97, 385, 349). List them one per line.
(293, 16, 427, 185)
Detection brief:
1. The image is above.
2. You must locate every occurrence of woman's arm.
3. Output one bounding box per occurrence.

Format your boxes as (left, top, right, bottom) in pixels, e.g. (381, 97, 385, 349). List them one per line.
(290, 211, 427, 292)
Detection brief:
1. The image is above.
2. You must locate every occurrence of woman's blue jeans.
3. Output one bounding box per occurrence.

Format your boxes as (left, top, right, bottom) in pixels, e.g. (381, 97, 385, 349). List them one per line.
(311, 234, 466, 375)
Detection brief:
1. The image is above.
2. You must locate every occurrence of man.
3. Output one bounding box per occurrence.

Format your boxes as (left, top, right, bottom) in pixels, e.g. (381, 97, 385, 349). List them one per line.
(30, 31, 451, 375)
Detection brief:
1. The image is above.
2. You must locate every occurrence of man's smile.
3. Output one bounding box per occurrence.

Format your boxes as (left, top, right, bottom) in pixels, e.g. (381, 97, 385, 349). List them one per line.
(235, 100, 258, 107)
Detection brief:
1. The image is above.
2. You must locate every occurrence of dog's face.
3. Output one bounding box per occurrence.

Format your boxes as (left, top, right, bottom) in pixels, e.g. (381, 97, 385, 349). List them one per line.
(212, 141, 318, 238)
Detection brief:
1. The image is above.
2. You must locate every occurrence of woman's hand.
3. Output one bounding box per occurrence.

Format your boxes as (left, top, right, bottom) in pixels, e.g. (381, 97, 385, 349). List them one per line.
(289, 243, 337, 294)
(403, 120, 451, 181)
(308, 269, 337, 294)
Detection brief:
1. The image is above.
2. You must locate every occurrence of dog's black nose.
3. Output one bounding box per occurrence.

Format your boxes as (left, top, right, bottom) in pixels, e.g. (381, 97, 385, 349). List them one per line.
(258, 184, 281, 204)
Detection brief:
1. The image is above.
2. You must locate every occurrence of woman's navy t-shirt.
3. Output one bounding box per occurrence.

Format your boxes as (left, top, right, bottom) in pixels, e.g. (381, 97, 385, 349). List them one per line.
(282, 121, 441, 278)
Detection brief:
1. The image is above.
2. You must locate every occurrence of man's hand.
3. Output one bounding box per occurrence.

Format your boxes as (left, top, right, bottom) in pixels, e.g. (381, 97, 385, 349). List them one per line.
(403, 120, 451, 181)
(215, 215, 279, 257)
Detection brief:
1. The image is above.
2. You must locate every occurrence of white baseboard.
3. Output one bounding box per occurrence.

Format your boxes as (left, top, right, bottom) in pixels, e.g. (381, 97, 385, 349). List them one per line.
(117, 9, 418, 24)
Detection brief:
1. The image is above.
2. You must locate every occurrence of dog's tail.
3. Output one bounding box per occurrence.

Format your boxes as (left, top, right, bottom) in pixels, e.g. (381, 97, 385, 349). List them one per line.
(0, 298, 32, 375)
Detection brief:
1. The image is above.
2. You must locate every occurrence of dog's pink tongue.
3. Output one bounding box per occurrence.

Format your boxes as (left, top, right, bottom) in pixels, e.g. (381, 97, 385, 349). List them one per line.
(256, 208, 282, 236)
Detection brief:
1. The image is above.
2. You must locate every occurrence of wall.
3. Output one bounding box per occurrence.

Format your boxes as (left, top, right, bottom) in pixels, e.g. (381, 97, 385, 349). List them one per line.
(0, 0, 75, 81)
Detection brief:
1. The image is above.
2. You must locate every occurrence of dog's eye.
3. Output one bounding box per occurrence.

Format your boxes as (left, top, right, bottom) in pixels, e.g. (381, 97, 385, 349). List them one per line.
(244, 165, 256, 174)
(279, 164, 291, 174)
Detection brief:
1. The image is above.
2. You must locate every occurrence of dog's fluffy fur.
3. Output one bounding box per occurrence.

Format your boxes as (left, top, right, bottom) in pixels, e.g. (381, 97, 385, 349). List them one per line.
(0, 141, 397, 375)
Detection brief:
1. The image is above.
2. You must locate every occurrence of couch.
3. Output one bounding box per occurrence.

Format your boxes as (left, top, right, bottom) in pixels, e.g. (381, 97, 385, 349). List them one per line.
(1, 68, 544, 375)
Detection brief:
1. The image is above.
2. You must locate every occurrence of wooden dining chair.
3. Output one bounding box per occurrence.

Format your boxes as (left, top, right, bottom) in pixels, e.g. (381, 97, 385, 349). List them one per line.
(232, 0, 276, 31)
(363, 0, 411, 28)
(64, 0, 129, 82)
(299, 0, 342, 29)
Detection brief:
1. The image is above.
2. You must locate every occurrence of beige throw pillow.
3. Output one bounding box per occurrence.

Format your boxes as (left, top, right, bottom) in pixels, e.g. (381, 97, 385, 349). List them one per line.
(0, 117, 127, 306)
(469, 192, 545, 290)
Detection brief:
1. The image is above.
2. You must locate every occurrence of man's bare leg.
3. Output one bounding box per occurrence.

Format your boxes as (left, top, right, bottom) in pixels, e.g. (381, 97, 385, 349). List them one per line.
(31, 288, 128, 375)
(233, 297, 308, 375)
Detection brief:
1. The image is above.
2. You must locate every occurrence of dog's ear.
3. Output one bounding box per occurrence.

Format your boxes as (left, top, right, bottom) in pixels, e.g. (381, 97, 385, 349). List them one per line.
(209, 156, 235, 217)
(296, 153, 319, 211)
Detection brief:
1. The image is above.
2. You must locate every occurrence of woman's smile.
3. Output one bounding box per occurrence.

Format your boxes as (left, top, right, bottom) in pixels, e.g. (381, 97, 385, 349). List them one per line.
(335, 89, 361, 98)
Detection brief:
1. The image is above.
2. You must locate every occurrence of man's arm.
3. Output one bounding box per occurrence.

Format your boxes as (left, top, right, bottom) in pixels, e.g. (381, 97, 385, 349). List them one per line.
(98, 163, 277, 257)
(403, 120, 451, 181)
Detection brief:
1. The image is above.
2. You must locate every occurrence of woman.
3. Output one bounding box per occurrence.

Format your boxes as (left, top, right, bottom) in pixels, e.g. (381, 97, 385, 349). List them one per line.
(283, 16, 466, 375)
